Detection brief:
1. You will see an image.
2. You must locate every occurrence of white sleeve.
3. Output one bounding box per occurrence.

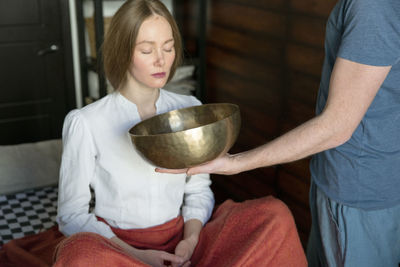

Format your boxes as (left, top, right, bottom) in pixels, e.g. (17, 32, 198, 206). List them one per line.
(56, 110, 115, 239)
(189, 95, 202, 106)
(182, 173, 215, 225)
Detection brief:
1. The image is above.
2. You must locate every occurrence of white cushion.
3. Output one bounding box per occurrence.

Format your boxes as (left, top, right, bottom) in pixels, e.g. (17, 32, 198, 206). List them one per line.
(0, 139, 62, 195)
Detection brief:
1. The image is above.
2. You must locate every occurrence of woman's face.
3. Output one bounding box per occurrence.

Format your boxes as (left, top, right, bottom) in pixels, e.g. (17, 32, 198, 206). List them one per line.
(128, 15, 175, 90)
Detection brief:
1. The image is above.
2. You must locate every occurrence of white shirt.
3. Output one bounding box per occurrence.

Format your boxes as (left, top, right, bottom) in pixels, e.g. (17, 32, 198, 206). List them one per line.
(57, 90, 215, 239)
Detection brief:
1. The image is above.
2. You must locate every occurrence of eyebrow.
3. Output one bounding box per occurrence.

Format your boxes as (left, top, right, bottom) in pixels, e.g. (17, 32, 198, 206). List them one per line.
(136, 39, 174, 45)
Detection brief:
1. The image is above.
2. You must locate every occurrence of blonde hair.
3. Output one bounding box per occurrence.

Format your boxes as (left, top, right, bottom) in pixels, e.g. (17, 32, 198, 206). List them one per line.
(102, 0, 182, 90)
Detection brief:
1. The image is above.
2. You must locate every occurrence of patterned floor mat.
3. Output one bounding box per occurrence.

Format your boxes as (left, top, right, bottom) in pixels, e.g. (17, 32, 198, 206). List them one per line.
(0, 186, 58, 247)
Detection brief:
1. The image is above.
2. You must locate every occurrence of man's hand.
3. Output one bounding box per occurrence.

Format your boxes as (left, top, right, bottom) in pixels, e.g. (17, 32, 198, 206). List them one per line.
(155, 153, 239, 176)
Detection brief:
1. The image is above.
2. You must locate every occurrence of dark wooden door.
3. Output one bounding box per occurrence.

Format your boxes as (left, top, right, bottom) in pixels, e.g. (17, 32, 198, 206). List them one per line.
(0, 0, 75, 145)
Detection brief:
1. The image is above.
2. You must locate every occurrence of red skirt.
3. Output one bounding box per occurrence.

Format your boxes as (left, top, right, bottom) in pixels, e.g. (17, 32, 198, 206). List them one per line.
(1, 196, 307, 267)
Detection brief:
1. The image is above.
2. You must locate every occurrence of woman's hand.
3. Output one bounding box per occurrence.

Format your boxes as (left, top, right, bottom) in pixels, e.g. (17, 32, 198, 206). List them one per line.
(111, 236, 184, 266)
(170, 219, 203, 267)
(172, 235, 199, 267)
(135, 249, 185, 267)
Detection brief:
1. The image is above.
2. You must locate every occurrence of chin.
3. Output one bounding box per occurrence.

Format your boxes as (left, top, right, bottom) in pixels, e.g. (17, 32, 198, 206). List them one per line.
(149, 80, 168, 89)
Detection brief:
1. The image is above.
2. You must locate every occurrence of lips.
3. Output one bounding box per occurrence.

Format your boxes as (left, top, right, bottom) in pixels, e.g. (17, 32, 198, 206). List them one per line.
(151, 72, 166, 78)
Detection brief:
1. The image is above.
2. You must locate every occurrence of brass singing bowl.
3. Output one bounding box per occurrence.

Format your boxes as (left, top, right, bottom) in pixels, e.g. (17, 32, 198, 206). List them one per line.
(129, 103, 241, 169)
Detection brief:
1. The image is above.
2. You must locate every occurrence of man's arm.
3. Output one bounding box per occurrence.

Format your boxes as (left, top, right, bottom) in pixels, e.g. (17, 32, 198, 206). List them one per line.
(158, 57, 391, 175)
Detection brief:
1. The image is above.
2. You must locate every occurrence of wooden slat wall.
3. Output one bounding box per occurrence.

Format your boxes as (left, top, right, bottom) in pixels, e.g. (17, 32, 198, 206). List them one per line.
(178, 0, 337, 246)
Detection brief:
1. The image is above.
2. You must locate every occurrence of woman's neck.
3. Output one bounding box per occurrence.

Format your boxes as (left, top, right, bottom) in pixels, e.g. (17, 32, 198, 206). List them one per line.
(119, 83, 160, 121)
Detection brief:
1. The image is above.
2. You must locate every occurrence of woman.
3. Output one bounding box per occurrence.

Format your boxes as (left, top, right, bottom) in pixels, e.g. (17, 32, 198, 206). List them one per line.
(53, 1, 306, 266)
(55, 0, 213, 266)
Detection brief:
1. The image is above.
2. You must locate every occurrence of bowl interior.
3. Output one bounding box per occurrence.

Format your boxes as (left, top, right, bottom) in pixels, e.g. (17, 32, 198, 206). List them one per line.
(130, 103, 239, 136)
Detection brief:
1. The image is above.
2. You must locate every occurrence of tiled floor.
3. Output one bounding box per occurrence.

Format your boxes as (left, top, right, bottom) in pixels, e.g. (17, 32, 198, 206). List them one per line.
(0, 186, 58, 247)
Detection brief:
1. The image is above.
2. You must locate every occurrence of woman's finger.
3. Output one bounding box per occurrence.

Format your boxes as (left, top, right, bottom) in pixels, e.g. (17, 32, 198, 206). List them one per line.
(160, 252, 185, 265)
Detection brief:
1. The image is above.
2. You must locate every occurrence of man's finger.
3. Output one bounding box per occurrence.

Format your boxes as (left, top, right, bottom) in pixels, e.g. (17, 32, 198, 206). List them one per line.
(186, 166, 203, 176)
(187, 164, 214, 175)
(155, 167, 188, 174)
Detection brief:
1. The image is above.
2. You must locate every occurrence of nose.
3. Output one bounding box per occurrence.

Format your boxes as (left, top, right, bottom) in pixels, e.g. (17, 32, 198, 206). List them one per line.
(154, 49, 165, 67)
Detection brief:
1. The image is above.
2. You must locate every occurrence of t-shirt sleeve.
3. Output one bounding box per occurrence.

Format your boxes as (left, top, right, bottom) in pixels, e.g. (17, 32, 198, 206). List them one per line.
(56, 110, 115, 239)
(338, 0, 400, 66)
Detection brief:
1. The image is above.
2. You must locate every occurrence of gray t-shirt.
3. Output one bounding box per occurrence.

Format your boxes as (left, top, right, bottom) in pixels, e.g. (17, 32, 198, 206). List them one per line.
(310, 0, 400, 210)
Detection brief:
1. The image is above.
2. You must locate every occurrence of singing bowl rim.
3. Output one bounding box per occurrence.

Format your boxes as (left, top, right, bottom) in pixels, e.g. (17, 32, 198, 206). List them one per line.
(129, 103, 240, 137)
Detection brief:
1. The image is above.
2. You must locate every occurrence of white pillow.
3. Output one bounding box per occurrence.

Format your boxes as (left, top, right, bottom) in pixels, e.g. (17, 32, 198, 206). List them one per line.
(0, 139, 62, 195)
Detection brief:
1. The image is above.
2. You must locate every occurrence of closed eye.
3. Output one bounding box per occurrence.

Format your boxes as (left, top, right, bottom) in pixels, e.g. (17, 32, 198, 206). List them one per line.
(163, 46, 174, 53)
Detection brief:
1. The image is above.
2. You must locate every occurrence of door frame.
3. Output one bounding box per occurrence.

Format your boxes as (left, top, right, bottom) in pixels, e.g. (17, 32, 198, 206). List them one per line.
(60, 0, 76, 110)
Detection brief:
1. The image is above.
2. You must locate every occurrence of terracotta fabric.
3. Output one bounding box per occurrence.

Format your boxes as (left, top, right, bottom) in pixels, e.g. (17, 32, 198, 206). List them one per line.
(0, 225, 65, 267)
(53, 216, 184, 267)
(99, 215, 184, 253)
(54, 232, 149, 267)
(1, 196, 307, 267)
(54, 196, 306, 266)
(191, 196, 307, 267)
